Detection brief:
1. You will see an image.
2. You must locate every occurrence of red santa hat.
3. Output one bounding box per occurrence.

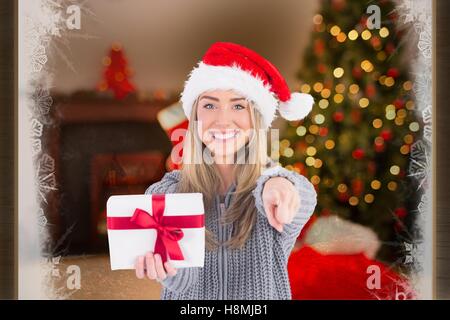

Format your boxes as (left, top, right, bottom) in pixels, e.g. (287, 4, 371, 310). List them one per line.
(180, 42, 314, 128)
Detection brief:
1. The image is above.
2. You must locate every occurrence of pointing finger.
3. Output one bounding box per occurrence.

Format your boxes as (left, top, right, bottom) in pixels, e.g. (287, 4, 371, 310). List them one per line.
(275, 194, 292, 225)
(264, 193, 283, 232)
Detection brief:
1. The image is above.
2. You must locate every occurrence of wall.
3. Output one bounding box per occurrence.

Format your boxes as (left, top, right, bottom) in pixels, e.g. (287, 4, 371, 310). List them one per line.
(49, 0, 319, 94)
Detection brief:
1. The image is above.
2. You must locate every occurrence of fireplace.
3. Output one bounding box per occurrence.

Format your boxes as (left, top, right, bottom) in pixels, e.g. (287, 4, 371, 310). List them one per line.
(45, 94, 177, 254)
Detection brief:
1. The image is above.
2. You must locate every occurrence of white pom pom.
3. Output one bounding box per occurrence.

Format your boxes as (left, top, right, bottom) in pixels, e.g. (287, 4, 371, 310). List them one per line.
(278, 92, 314, 121)
(304, 216, 381, 259)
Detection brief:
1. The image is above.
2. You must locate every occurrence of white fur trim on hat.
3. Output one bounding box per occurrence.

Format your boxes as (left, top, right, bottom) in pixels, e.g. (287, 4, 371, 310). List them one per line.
(180, 61, 278, 128)
(278, 92, 314, 121)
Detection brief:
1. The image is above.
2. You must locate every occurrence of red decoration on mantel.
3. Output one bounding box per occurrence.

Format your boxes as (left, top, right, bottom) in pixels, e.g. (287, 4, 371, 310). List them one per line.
(157, 103, 189, 171)
(97, 43, 136, 100)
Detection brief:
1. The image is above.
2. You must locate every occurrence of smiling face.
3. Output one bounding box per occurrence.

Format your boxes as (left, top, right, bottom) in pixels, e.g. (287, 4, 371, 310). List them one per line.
(196, 89, 253, 163)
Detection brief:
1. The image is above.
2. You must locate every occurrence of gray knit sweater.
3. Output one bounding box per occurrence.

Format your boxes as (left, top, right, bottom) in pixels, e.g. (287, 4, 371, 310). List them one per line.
(144, 165, 317, 300)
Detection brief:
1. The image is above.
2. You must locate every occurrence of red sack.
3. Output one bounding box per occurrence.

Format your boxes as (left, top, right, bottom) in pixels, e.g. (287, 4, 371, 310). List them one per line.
(288, 245, 415, 300)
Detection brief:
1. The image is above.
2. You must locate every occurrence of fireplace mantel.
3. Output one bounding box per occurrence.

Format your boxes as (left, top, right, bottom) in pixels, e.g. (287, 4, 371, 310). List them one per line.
(54, 102, 169, 124)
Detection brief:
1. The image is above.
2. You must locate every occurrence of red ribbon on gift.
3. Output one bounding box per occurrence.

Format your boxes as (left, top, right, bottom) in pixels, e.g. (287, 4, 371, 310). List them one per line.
(107, 194, 204, 263)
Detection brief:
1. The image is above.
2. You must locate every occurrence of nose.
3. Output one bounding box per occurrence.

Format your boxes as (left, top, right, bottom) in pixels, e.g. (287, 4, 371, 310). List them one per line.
(214, 107, 233, 126)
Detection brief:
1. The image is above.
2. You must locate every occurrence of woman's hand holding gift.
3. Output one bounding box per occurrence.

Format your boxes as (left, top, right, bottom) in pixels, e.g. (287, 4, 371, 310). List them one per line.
(262, 177, 301, 233)
(135, 251, 177, 281)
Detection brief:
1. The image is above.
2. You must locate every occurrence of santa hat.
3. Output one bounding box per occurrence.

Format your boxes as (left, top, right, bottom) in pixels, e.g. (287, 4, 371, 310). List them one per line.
(180, 42, 314, 128)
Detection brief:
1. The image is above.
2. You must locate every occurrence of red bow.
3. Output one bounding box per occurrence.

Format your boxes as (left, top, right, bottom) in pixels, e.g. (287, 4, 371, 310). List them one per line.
(107, 194, 204, 263)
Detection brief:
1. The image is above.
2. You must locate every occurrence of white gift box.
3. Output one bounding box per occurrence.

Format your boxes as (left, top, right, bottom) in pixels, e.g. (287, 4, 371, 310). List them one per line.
(106, 193, 205, 270)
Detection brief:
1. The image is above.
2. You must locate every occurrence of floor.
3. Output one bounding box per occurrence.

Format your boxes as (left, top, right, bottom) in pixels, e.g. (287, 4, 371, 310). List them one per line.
(56, 242, 303, 299)
(56, 254, 162, 299)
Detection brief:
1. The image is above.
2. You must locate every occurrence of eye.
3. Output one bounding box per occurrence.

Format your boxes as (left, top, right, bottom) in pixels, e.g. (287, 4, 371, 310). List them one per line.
(203, 103, 215, 109)
(233, 104, 245, 110)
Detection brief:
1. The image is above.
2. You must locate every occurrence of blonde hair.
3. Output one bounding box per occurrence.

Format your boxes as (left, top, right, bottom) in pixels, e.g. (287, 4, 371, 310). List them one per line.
(177, 93, 269, 250)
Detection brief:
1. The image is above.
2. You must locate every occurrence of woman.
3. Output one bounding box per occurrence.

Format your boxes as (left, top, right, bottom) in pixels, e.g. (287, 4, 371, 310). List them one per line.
(135, 42, 317, 299)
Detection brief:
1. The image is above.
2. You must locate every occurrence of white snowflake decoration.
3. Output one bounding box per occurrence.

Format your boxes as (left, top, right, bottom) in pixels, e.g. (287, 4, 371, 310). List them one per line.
(31, 118, 44, 137)
(32, 86, 53, 117)
(417, 194, 430, 215)
(397, 0, 433, 299)
(35, 153, 57, 204)
(421, 105, 432, 124)
(408, 140, 431, 190)
(412, 71, 432, 107)
(31, 138, 42, 156)
(37, 208, 48, 230)
(418, 28, 432, 60)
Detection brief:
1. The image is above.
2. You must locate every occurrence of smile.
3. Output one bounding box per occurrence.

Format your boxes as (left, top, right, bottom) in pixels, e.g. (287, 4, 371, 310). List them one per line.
(210, 130, 240, 141)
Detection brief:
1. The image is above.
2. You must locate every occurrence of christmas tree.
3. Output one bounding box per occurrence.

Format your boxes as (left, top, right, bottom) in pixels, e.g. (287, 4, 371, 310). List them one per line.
(97, 43, 136, 100)
(280, 0, 419, 261)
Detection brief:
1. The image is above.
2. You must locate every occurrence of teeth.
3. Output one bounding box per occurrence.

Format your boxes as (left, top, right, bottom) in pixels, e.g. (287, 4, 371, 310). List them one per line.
(212, 131, 238, 140)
